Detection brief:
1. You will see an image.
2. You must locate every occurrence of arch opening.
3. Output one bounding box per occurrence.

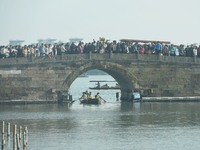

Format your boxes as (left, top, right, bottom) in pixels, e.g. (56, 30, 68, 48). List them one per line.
(69, 69, 120, 101)
(63, 62, 139, 101)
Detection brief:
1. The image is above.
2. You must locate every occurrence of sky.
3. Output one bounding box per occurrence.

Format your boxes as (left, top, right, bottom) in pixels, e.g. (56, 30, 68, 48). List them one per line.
(0, 0, 200, 45)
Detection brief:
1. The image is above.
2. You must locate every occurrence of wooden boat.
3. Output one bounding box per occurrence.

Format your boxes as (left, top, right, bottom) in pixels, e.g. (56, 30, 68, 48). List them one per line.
(89, 80, 120, 90)
(89, 86, 120, 90)
(80, 98, 102, 105)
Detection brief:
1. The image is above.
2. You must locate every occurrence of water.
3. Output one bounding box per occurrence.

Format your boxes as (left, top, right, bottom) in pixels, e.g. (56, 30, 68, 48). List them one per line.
(1, 75, 200, 150)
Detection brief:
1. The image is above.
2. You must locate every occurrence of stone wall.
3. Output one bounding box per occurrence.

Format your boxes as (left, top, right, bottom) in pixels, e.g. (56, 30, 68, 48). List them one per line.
(0, 63, 70, 100)
(131, 62, 200, 97)
(0, 53, 200, 101)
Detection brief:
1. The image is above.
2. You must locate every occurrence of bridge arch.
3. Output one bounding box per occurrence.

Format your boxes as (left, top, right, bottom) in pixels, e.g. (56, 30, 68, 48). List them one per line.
(63, 61, 139, 100)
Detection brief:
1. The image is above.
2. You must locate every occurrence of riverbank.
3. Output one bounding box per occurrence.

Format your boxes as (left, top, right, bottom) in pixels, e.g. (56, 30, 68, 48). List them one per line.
(1, 96, 200, 105)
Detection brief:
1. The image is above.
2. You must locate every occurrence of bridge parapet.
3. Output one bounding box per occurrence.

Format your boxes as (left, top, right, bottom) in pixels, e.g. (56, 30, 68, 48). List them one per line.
(0, 53, 199, 66)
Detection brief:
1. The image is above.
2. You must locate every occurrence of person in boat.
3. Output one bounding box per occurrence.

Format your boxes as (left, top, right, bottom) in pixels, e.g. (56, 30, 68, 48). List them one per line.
(101, 84, 109, 88)
(88, 91, 93, 99)
(83, 90, 89, 99)
(96, 82, 100, 88)
(94, 92, 106, 102)
(79, 92, 87, 100)
(115, 83, 120, 88)
(95, 92, 101, 99)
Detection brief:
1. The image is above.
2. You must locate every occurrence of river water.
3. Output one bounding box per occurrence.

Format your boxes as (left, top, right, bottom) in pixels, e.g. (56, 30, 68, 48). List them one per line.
(1, 75, 200, 150)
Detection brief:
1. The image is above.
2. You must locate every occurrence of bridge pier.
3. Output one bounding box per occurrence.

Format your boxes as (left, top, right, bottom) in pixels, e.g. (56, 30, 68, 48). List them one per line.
(120, 89, 133, 101)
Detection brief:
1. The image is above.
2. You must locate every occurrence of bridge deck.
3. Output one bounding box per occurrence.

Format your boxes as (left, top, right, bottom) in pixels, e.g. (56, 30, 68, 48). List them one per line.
(0, 53, 200, 66)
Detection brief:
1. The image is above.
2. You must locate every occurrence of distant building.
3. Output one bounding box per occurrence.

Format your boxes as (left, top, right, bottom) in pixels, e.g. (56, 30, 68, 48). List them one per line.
(9, 40, 25, 46)
(37, 38, 57, 45)
(69, 38, 83, 44)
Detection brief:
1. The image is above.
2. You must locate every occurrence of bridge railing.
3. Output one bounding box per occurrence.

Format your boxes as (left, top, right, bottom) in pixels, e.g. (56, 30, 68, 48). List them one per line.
(0, 53, 199, 66)
(136, 54, 200, 63)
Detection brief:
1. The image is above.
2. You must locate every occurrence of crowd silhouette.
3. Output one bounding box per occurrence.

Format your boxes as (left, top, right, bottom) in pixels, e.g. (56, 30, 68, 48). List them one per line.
(1, 39, 200, 59)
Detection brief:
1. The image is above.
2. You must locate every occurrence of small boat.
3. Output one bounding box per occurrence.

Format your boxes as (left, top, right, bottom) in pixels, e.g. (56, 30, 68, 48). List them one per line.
(132, 92, 142, 102)
(89, 86, 120, 90)
(89, 80, 120, 90)
(80, 98, 102, 105)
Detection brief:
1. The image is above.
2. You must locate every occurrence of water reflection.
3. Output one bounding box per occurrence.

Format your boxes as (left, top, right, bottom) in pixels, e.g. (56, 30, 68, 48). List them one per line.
(1, 74, 200, 149)
(119, 101, 200, 128)
(1, 102, 200, 150)
(120, 101, 141, 112)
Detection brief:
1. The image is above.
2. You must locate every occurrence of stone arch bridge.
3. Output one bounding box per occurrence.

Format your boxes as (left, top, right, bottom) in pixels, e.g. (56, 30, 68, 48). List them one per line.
(0, 53, 200, 101)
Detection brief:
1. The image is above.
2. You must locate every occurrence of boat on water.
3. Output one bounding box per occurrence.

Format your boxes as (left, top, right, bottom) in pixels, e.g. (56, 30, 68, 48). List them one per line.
(89, 86, 120, 90)
(79, 92, 106, 105)
(132, 92, 142, 102)
(89, 80, 120, 90)
(80, 98, 102, 105)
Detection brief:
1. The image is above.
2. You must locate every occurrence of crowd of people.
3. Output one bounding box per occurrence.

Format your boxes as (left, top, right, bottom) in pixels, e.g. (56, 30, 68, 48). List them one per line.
(0, 39, 200, 59)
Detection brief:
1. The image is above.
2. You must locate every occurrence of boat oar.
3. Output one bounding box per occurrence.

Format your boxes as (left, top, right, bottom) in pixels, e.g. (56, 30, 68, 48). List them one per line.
(100, 97, 107, 102)
(70, 98, 80, 104)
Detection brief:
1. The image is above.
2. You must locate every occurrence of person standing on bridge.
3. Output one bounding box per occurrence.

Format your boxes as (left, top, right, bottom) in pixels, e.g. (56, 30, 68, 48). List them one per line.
(155, 42, 163, 55)
(39, 43, 46, 56)
(197, 45, 200, 57)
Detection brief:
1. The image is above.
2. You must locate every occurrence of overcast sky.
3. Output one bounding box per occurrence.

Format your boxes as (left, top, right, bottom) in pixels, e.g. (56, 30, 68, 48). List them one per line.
(0, 0, 199, 45)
